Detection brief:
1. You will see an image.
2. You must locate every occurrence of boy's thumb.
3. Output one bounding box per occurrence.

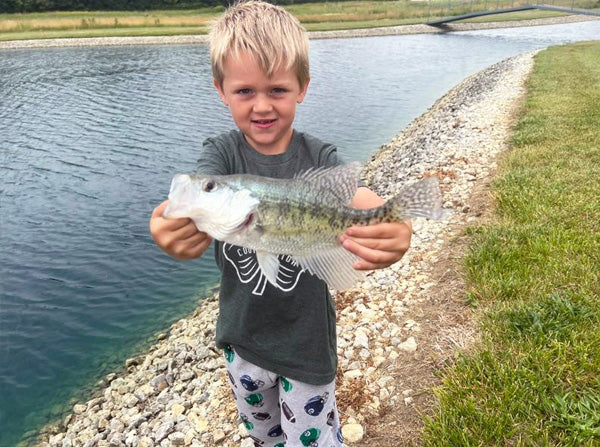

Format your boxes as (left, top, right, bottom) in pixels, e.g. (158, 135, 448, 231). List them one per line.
(152, 200, 170, 218)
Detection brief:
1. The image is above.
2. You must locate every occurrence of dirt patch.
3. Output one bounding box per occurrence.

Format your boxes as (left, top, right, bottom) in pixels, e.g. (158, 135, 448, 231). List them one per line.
(350, 173, 498, 447)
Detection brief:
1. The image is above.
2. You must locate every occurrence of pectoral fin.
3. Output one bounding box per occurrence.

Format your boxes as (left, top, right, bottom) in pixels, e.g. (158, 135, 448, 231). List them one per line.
(295, 246, 367, 290)
(256, 251, 281, 288)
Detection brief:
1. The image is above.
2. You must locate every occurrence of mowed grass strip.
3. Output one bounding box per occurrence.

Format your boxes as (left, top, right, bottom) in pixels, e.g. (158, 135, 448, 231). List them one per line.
(423, 41, 600, 446)
(0, 8, 219, 40)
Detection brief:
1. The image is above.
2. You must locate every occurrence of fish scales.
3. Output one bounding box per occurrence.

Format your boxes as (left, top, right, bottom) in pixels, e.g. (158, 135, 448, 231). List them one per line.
(164, 162, 450, 290)
(253, 183, 348, 255)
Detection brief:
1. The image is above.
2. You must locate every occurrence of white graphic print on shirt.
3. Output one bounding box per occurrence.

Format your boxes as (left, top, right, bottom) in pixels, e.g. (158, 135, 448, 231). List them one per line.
(223, 243, 305, 296)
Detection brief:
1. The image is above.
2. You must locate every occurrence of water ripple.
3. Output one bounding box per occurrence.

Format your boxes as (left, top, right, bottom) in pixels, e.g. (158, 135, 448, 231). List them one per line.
(2, 21, 600, 447)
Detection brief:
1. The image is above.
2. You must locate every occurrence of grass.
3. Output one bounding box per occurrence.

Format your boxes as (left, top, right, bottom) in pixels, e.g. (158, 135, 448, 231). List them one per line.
(0, 7, 220, 41)
(423, 41, 600, 446)
(0, 0, 598, 41)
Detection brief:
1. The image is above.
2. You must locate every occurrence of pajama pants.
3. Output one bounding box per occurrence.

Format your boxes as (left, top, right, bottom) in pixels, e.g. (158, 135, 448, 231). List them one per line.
(223, 345, 344, 447)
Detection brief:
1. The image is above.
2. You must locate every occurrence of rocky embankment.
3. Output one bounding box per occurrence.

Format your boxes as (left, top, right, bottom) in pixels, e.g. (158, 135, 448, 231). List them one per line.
(36, 52, 535, 447)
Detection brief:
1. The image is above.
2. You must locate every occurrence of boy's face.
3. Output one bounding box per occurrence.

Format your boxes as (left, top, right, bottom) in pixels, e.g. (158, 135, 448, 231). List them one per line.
(214, 51, 309, 155)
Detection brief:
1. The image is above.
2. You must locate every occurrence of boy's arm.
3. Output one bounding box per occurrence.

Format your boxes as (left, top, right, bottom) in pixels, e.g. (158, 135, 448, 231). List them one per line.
(341, 187, 412, 270)
(150, 137, 226, 260)
(150, 200, 212, 261)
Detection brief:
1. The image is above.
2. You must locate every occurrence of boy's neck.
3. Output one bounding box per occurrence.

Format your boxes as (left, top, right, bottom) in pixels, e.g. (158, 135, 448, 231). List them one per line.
(242, 127, 295, 156)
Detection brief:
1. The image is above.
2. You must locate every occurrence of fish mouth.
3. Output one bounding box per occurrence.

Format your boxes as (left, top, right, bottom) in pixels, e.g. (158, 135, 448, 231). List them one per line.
(234, 212, 255, 233)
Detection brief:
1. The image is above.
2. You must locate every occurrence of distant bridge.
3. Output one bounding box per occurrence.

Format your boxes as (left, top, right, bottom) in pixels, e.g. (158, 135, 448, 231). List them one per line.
(427, 3, 600, 26)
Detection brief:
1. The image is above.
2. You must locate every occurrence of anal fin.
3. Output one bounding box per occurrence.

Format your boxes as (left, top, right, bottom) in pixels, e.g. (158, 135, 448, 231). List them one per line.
(256, 251, 281, 288)
(295, 246, 367, 290)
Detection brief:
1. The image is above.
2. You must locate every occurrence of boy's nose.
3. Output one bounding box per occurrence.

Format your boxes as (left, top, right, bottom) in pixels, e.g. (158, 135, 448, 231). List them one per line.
(252, 95, 273, 113)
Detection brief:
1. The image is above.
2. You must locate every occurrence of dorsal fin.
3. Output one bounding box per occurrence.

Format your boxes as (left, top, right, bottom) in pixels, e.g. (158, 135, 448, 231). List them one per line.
(295, 162, 361, 205)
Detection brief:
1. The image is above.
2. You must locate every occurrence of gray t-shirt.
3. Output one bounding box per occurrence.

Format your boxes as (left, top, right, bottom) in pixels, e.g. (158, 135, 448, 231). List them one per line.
(196, 129, 342, 385)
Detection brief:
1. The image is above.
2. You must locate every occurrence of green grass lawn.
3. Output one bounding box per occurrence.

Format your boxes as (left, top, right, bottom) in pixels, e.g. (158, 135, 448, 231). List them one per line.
(423, 41, 600, 446)
(0, 0, 596, 41)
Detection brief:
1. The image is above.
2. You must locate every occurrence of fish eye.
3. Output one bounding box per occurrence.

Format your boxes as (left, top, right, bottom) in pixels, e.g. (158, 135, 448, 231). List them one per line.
(203, 180, 217, 192)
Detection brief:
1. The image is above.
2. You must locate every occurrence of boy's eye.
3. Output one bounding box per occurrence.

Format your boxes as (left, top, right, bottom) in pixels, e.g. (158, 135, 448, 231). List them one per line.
(236, 88, 252, 95)
(272, 88, 287, 95)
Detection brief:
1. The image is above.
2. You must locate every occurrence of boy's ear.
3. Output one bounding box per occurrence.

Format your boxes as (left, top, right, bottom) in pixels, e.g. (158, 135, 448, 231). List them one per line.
(213, 78, 229, 106)
(297, 77, 310, 104)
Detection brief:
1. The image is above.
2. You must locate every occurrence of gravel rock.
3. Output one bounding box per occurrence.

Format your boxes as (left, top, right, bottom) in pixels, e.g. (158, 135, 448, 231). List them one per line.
(212, 429, 226, 444)
(342, 423, 365, 443)
(398, 336, 418, 352)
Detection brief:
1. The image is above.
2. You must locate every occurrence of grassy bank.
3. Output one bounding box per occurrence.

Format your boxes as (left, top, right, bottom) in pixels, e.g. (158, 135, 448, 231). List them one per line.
(1, 0, 596, 41)
(423, 41, 600, 446)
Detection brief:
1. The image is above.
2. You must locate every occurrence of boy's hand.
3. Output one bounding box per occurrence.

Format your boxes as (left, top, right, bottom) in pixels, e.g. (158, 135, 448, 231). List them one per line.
(150, 200, 212, 261)
(340, 221, 412, 270)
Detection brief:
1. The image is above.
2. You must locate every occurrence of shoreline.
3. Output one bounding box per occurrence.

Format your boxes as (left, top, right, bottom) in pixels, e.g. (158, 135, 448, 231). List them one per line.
(1, 14, 598, 51)
(36, 50, 537, 447)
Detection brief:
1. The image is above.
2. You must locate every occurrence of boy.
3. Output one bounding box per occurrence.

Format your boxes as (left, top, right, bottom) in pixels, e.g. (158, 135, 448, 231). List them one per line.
(149, 1, 411, 445)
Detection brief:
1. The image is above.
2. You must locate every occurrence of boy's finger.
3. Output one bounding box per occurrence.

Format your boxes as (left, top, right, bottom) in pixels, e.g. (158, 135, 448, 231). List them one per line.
(341, 238, 396, 268)
(175, 233, 212, 260)
(343, 234, 411, 254)
(189, 233, 213, 253)
(352, 259, 386, 271)
(344, 221, 410, 239)
(343, 224, 386, 238)
(152, 217, 191, 238)
(173, 221, 200, 239)
(182, 228, 211, 245)
(150, 201, 191, 235)
(167, 231, 211, 260)
(340, 236, 389, 252)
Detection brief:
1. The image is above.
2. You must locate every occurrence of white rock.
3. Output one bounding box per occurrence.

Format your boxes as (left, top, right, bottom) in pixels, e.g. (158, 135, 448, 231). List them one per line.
(212, 429, 226, 444)
(343, 369, 363, 380)
(109, 418, 126, 433)
(171, 403, 186, 417)
(137, 437, 154, 447)
(404, 319, 417, 328)
(398, 336, 418, 352)
(377, 376, 393, 388)
(372, 355, 386, 367)
(347, 361, 360, 370)
(353, 334, 369, 350)
(358, 349, 371, 360)
(379, 388, 390, 402)
(168, 432, 185, 446)
(361, 309, 378, 320)
(341, 423, 364, 443)
(73, 404, 87, 415)
(125, 394, 139, 408)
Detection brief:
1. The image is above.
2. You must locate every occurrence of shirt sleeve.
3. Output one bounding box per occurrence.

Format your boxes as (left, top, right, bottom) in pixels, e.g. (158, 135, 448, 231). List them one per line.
(196, 137, 230, 176)
(319, 143, 344, 168)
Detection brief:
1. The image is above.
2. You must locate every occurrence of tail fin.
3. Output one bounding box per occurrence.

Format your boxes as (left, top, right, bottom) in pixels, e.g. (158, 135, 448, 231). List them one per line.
(389, 176, 451, 221)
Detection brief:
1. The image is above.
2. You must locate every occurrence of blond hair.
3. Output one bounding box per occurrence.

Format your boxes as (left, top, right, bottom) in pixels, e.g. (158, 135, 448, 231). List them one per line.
(209, 0, 309, 88)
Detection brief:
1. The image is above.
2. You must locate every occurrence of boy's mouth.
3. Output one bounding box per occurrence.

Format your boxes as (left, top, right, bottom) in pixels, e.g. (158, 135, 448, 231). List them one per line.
(252, 119, 277, 129)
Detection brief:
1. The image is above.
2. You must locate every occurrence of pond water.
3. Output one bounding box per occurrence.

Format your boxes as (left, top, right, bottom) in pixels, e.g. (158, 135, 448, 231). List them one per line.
(1, 20, 599, 445)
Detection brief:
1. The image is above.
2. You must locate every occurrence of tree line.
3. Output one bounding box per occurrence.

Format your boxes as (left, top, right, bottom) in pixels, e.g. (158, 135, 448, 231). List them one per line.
(0, 0, 323, 13)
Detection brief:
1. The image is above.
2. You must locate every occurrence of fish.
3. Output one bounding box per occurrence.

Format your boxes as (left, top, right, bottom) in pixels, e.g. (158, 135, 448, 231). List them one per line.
(163, 162, 450, 290)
